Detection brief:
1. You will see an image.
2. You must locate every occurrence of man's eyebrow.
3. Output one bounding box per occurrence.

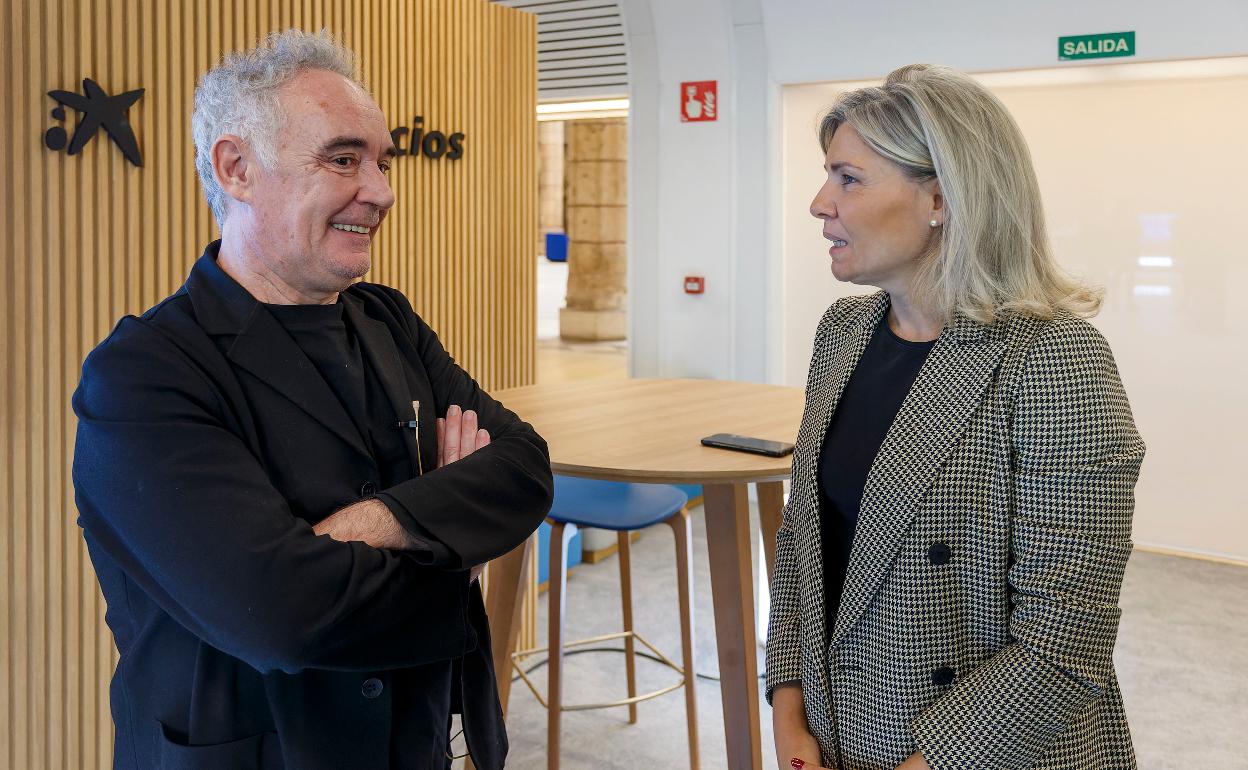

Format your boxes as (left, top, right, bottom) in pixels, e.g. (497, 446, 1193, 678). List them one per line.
(322, 135, 399, 159)
(322, 136, 367, 152)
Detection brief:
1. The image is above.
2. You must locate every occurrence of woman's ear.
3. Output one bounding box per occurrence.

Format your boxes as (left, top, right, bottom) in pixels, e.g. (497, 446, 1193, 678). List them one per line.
(929, 179, 945, 222)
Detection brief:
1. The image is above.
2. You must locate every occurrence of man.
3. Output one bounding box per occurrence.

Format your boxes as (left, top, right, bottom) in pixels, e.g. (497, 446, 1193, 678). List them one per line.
(72, 30, 552, 769)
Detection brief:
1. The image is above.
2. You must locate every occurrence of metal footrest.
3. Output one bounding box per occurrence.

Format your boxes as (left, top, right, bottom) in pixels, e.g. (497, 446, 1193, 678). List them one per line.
(511, 630, 686, 712)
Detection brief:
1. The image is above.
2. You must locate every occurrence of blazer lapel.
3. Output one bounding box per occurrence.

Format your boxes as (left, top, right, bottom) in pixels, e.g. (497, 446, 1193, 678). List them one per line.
(342, 295, 422, 475)
(182, 244, 371, 460)
(792, 294, 888, 659)
(799, 294, 890, 497)
(226, 309, 373, 460)
(829, 314, 1005, 648)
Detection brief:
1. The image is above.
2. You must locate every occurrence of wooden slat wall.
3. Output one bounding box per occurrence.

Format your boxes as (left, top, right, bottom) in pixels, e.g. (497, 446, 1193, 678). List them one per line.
(0, 2, 537, 768)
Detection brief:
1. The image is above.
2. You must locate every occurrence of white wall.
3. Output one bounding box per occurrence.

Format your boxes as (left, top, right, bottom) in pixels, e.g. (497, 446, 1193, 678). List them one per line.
(783, 64, 1248, 562)
(620, 0, 778, 381)
(622, 0, 1248, 380)
(620, 0, 1248, 560)
(761, 0, 1248, 85)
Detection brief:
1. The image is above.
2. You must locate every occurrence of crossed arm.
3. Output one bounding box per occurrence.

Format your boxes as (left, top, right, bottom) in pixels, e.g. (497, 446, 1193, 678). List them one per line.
(314, 404, 493, 581)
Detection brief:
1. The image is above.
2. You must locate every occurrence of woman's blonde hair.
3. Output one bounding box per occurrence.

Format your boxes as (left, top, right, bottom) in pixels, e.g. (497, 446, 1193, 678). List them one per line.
(820, 63, 1101, 323)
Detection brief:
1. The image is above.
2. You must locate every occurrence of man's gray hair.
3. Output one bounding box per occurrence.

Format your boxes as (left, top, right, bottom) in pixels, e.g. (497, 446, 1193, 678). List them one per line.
(192, 29, 360, 225)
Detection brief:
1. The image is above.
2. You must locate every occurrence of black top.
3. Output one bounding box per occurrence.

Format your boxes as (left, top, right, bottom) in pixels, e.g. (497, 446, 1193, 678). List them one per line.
(266, 301, 447, 562)
(265, 301, 366, 430)
(818, 316, 935, 638)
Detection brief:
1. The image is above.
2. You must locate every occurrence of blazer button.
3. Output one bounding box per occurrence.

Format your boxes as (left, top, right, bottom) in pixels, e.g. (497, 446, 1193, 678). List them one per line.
(359, 481, 377, 497)
(932, 666, 956, 687)
(361, 677, 384, 699)
(928, 542, 952, 566)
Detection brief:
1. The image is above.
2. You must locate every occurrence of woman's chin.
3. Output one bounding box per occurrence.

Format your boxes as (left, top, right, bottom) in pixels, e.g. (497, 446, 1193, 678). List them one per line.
(829, 261, 857, 284)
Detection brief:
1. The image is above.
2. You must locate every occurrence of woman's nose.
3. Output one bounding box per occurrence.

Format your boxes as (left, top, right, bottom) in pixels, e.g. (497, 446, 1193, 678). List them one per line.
(810, 183, 836, 220)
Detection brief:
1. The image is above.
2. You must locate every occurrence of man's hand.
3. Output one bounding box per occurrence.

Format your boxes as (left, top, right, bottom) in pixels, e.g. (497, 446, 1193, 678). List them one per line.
(437, 404, 491, 467)
(439, 404, 493, 580)
(313, 498, 419, 550)
(895, 753, 932, 770)
(314, 406, 494, 561)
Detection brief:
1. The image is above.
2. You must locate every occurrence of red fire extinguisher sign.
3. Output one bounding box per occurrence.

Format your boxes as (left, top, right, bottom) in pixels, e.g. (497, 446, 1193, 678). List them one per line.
(680, 81, 717, 122)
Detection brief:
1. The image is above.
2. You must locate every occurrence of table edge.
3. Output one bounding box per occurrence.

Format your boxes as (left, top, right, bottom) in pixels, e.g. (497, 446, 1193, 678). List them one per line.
(550, 463, 793, 485)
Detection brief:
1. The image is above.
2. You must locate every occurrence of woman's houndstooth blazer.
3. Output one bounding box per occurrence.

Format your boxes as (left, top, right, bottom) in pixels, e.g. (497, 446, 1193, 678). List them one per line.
(765, 291, 1145, 770)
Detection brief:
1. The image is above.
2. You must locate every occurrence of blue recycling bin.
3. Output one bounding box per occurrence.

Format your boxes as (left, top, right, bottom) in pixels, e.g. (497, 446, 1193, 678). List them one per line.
(544, 232, 568, 262)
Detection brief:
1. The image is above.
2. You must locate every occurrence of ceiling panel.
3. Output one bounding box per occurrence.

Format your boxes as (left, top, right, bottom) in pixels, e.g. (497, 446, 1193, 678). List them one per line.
(493, 0, 629, 100)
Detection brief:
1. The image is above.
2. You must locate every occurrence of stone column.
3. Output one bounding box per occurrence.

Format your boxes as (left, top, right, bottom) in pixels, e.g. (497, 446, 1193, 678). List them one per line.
(560, 118, 627, 341)
(537, 120, 565, 254)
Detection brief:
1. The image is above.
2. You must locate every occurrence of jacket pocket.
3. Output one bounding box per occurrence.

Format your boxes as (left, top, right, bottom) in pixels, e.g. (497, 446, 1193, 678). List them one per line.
(158, 722, 279, 770)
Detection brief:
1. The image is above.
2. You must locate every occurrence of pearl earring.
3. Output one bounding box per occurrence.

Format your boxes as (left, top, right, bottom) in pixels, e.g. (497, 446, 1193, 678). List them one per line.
(929, 219, 939, 228)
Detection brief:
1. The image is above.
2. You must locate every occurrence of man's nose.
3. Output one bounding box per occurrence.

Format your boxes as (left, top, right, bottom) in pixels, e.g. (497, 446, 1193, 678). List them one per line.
(360, 164, 396, 211)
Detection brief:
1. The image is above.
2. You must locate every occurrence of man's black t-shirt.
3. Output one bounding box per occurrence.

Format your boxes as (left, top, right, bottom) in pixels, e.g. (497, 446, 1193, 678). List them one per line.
(265, 301, 367, 430)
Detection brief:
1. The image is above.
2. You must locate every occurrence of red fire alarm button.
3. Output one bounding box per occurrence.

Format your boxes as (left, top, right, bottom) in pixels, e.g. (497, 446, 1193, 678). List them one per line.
(680, 81, 718, 122)
(678, 80, 718, 121)
(684, 276, 705, 294)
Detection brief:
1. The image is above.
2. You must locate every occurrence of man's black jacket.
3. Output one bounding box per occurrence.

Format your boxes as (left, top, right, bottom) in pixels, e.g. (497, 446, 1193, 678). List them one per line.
(72, 243, 553, 769)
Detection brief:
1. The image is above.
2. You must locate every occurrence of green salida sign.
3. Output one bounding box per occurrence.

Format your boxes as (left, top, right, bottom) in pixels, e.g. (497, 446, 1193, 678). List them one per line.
(1059, 31, 1136, 61)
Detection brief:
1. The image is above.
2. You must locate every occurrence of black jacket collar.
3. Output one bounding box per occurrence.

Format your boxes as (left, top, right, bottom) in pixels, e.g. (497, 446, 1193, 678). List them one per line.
(184, 241, 268, 336)
(183, 241, 372, 458)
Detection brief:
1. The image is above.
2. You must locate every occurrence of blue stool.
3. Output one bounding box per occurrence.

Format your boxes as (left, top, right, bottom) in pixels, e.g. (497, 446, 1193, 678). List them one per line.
(513, 476, 700, 770)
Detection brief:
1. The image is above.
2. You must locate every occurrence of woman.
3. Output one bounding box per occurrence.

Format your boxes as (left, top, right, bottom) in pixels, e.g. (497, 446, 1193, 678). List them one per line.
(767, 64, 1145, 770)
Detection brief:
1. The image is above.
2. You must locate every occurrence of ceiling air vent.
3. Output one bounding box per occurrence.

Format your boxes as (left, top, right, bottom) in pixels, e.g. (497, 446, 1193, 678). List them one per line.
(492, 0, 629, 101)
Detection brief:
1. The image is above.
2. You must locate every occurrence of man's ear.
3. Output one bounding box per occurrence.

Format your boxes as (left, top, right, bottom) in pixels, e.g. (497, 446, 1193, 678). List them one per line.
(212, 135, 253, 208)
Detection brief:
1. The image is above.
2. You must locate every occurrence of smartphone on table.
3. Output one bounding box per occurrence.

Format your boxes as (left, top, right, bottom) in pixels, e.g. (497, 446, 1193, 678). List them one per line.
(700, 433, 794, 457)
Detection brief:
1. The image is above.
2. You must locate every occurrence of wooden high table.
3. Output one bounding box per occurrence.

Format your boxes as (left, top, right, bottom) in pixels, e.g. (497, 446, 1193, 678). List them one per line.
(485, 378, 804, 770)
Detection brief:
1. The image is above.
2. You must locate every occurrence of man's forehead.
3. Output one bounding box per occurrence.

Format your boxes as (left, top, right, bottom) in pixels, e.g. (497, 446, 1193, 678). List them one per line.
(281, 70, 380, 116)
(279, 70, 391, 147)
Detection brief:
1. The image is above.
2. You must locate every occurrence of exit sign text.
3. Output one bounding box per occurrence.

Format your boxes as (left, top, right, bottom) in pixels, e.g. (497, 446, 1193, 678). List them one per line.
(1059, 31, 1135, 61)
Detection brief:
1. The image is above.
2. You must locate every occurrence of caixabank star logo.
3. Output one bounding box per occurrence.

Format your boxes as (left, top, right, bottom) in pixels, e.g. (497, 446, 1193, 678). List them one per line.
(45, 78, 144, 167)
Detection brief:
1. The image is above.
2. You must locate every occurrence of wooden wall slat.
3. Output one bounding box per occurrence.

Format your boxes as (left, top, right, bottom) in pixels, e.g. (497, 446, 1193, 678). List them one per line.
(1, 2, 537, 766)
(28, 0, 47, 762)
(0, 7, 12, 769)
(44, 17, 67, 769)
(11, 3, 31, 769)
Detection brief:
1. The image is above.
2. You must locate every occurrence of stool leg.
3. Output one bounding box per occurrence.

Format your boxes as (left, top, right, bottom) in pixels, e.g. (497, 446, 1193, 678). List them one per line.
(547, 522, 576, 770)
(667, 508, 700, 770)
(483, 536, 534, 715)
(617, 531, 639, 724)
